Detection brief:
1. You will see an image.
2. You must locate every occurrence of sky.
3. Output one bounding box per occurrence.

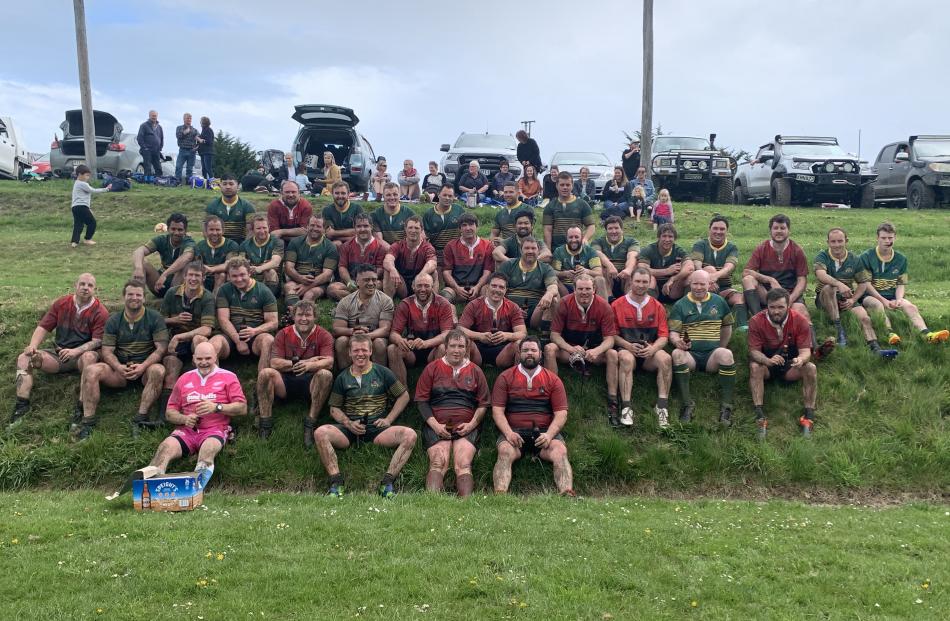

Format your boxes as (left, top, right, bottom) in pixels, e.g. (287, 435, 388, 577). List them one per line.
(3, 0, 949, 168)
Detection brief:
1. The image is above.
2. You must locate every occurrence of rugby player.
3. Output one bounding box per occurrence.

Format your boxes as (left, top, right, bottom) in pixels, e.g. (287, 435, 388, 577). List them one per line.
(327, 213, 386, 301)
(322, 181, 365, 247)
(415, 329, 490, 497)
(239, 215, 283, 296)
(132, 212, 196, 297)
(205, 174, 256, 243)
(370, 182, 412, 250)
(332, 264, 394, 367)
(497, 236, 559, 337)
(551, 226, 607, 298)
(266, 180, 313, 244)
(382, 215, 438, 299)
(440, 213, 494, 303)
(542, 171, 595, 249)
(193, 215, 240, 291)
(691, 215, 744, 327)
(492, 209, 552, 264)
(209, 258, 279, 373)
(422, 184, 464, 274)
(386, 273, 456, 386)
(314, 335, 414, 498)
(543, 274, 616, 377)
(458, 272, 527, 369)
(283, 215, 339, 306)
(637, 223, 693, 303)
(592, 216, 639, 302)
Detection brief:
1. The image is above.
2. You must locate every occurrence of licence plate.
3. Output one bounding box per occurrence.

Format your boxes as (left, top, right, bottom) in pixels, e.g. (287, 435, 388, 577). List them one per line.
(683, 173, 703, 180)
(938, 179, 950, 187)
(796, 174, 815, 183)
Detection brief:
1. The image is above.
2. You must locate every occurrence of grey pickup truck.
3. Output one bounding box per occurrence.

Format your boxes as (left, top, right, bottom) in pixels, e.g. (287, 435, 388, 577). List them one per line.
(872, 135, 950, 209)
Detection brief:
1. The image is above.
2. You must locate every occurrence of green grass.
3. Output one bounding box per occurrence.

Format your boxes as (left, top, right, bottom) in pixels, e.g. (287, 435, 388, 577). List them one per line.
(0, 491, 947, 620)
(0, 180, 948, 495)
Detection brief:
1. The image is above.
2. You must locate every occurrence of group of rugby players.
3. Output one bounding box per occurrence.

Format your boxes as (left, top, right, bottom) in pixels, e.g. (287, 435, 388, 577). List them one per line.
(11, 172, 947, 497)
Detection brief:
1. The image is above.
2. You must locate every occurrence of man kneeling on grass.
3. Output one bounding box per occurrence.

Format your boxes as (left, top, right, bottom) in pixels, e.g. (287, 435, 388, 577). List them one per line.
(129, 342, 246, 490)
(314, 335, 414, 498)
(415, 329, 490, 497)
(748, 287, 817, 440)
(492, 337, 575, 497)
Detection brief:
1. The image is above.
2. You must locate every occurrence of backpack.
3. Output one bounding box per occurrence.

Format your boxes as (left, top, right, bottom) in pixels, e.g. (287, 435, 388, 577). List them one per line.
(189, 175, 207, 189)
(109, 178, 132, 192)
(154, 175, 180, 187)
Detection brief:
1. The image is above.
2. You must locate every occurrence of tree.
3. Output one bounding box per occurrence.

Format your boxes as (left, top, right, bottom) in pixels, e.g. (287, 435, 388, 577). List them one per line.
(623, 124, 668, 146)
(640, 0, 654, 179)
(213, 131, 258, 178)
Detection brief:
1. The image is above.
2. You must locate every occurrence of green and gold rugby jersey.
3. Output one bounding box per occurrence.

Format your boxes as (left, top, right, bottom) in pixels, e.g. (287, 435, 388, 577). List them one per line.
(369, 205, 411, 244)
(322, 201, 365, 233)
(812, 249, 869, 297)
(494, 203, 527, 239)
(422, 202, 465, 257)
(498, 258, 558, 308)
(542, 196, 595, 248)
(593, 235, 640, 271)
(668, 292, 734, 353)
(102, 308, 169, 364)
(285, 235, 339, 276)
(194, 237, 241, 268)
(144, 234, 196, 270)
(205, 196, 256, 242)
(240, 234, 284, 267)
(690, 238, 739, 290)
(551, 243, 602, 287)
(856, 247, 908, 301)
(328, 363, 407, 423)
(161, 285, 216, 334)
(215, 280, 278, 330)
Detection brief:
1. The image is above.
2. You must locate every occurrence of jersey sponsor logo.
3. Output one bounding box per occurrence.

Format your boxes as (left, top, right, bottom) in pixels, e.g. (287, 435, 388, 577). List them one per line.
(710, 308, 719, 317)
(185, 390, 217, 403)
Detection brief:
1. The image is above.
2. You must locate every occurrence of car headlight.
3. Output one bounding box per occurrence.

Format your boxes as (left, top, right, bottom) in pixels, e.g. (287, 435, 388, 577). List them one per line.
(601, 171, 612, 179)
(713, 158, 730, 169)
(842, 162, 854, 173)
(698, 161, 708, 171)
(928, 162, 950, 173)
(824, 162, 836, 173)
(683, 160, 695, 170)
(655, 157, 672, 168)
(792, 161, 811, 170)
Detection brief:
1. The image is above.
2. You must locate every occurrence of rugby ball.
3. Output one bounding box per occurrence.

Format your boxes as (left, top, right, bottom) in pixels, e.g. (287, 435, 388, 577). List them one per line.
(154, 222, 168, 233)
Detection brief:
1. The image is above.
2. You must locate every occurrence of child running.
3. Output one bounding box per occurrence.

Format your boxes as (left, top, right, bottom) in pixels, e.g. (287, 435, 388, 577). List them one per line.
(70, 165, 112, 248)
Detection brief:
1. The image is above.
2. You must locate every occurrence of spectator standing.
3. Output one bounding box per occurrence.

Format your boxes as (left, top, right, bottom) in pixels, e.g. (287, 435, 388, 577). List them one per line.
(516, 130, 542, 171)
(197, 117, 215, 180)
(175, 113, 199, 183)
(136, 110, 164, 179)
(621, 140, 641, 180)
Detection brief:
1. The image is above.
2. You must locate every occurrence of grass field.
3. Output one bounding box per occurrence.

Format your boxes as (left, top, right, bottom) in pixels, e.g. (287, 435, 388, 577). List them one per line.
(0, 491, 947, 620)
(0, 180, 948, 496)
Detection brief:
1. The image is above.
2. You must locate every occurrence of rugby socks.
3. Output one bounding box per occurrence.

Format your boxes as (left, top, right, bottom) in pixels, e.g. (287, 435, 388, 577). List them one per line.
(718, 363, 736, 407)
(656, 396, 669, 409)
(425, 470, 444, 493)
(607, 394, 618, 408)
(328, 473, 344, 487)
(621, 400, 632, 413)
(743, 289, 762, 315)
(753, 406, 765, 420)
(157, 389, 172, 423)
(456, 473, 474, 498)
(868, 339, 880, 352)
(733, 303, 748, 328)
(539, 320, 551, 343)
(381, 472, 396, 486)
(285, 292, 300, 308)
(803, 408, 815, 421)
(809, 325, 818, 350)
(673, 363, 691, 403)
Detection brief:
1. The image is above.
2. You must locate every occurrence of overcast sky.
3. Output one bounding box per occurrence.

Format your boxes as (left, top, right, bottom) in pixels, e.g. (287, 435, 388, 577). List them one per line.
(3, 0, 949, 167)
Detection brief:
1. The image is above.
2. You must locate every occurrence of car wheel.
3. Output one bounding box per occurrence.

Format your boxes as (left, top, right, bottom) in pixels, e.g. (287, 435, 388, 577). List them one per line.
(856, 184, 875, 209)
(715, 177, 734, 205)
(733, 183, 748, 205)
(770, 177, 791, 206)
(907, 179, 935, 210)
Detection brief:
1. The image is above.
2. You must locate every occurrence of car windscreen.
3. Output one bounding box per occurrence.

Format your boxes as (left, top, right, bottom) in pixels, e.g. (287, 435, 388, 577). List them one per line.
(551, 152, 611, 166)
(781, 143, 850, 158)
(913, 140, 950, 159)
(454, 135, 515, 149)
(654, 137, 710, 152)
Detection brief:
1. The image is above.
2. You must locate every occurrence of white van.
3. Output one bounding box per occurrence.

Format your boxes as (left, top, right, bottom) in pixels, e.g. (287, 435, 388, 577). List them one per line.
(0, 116, 29, 180)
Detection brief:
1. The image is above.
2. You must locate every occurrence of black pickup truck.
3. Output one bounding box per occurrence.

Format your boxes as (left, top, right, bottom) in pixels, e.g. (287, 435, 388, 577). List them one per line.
(872, 135, 950, 209)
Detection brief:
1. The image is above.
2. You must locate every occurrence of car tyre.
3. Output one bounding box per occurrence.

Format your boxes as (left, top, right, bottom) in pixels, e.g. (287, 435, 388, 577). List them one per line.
(856, 184, 875, 209)
(732, 182, 748, 205)
(770, 177, 791, 206)
(907, 179, 935, 210)
(715, 177, 734, 205)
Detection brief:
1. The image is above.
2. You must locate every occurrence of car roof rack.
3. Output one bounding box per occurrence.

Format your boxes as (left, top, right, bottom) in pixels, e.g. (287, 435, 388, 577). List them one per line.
(775, 135, 838, 145)
(910, 135, 950, 142)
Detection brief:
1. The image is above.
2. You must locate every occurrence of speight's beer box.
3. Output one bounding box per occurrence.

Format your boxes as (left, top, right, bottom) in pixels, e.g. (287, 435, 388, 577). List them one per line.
(132, 472, 203, 512)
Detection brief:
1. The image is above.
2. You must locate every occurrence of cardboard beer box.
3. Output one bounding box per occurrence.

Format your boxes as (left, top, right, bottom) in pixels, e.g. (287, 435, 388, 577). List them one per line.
(132, 472, 204, 512)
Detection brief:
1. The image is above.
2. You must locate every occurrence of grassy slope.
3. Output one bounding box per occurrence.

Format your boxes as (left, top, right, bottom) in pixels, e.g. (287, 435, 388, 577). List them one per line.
(0, 181, 948, 494)
(0, 491, 947, 620)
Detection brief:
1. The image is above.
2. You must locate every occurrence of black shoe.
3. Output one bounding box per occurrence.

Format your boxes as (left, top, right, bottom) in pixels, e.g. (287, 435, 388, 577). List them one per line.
(607, 402, 620, 428)
(718, 406, 733, 428)
(74, 419, 96, 442)
(679, 402, 695, 423)
(303, 418, 317, 448)
(10, 399, 30, 426)
(131, 414, 159, 437)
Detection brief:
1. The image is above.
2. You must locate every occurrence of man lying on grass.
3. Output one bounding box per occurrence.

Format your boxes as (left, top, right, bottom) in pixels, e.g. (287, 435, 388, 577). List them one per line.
(127, 341, 246, 490)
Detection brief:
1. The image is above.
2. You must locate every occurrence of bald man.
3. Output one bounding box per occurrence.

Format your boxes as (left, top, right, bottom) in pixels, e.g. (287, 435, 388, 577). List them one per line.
(127, 342, 247, 492)
(11, 273, 109, 426)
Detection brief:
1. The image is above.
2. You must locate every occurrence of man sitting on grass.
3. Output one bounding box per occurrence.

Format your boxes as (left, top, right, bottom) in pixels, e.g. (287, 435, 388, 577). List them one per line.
(132, 212, 196, 298)
(748, 287, 818, 440)
(256, 301, 334, 444)
(11, 273, 108, 426)
(332, 264, 394, 367)
(496, 236, 559, 339)
(543, 274, 616, 378)
(205, 174, 256, 243)
(323, 181, 364, 247)
(386, 273, 456, 386)
(327, 214, 386, 302)
(458, 272, 527, 369)
(440, 213, 494, 303)
(492, 209, 553, 265)
(593, 216, 639, 302)
(283, 215, 338, 307)
(382, 215, 438, 299)
(551, 226, 607, 299)
(194, 216, 240, 291)
(209, 258, 279, 374)
(76, 280, 168, 440)
(127, 341, 246, 492)
(492, 337, 575, 497)
(691, 215, 744, 327)
(314, 335, 414, 498)
(239, 215, 283, 296)
(857, 221, 948, 346)
(415, 329, 490, 497)
(370, 183, 412, 250)
(637, 223, 693, 304)
(813, 227, 897, 357)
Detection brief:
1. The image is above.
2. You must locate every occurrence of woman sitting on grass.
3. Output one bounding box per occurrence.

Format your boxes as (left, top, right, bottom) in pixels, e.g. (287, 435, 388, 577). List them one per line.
(314, 151, 342, 196)
(517, 164, 542, 206)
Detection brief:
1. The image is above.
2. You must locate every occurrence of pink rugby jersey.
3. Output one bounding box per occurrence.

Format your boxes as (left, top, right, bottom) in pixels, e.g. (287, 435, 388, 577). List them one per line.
(167, 366, 246, 430)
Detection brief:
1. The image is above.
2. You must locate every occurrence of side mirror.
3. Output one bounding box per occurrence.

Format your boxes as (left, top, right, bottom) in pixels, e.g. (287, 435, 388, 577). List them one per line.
(440, 144, 450, 152)
(895, 151, 909, 163)
(758, 151, 774, 163)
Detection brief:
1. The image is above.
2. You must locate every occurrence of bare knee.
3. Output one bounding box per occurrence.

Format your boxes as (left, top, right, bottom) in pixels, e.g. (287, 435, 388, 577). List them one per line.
(400, 428, 418, 446)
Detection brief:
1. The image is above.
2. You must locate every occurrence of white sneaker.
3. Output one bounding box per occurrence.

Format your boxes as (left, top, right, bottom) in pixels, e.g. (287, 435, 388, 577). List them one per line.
(655, 406, 669, 429)
(620, 407, 634, 427)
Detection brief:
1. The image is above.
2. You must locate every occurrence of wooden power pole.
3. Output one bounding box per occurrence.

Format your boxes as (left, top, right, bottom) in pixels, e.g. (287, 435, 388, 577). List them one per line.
(73, 0, 97, 176)
(639, 0, 654, 179)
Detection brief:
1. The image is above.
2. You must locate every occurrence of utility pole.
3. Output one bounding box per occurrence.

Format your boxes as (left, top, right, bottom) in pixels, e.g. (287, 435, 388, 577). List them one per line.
(521, 120, 535, 137)
(639, 0, 654, 179)
(73, 0, 97, 176)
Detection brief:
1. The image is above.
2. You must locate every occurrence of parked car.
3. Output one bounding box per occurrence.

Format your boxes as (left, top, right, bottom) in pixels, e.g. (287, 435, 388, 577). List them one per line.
(0, 116, 30, 180)
(30, 153, 51, 176)
(649, 134, 734, 203)
(733, 135, 875, 208)
(549, 152, 612, 198)
(440, 133, 522, 191)
(291, 104, 377, 192)
(872, 135, 950, 209)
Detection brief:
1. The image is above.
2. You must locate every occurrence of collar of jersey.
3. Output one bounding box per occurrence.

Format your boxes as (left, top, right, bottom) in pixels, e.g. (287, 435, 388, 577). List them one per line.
(384, 204, 401, 216)
(206, 237, 226, 249)
(709, 238, 729, 252)
(307, 235, 325, 247)
(658, 244, 674, 257)
(557, 194, 577, 205)
(292, 325, 315, 344)
(238, 278, 258, 293)
(253, 235, 271, 248)
(123, 308, 146, 323)
(175, 283, 205, 299)
(518, 258, 539, 273)
(334, 201, 351, 214)
(876, 246, 894, 263)
(565, 245, 584, 257)
(828, 247, 849, 261)
(350, 362, 374, 378)
(221, 195, 238, 208)
(686, 292, 711, 304)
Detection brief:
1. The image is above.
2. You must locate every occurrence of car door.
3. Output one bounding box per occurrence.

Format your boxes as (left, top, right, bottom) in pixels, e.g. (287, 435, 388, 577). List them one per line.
(747, 144, 774, 197)
(888, 143, 911, 198)
(0, 120, 16, 176)
(872, 145, 898, 198)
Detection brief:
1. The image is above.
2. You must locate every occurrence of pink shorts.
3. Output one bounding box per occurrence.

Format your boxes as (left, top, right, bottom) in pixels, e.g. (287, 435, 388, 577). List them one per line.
(171, 425, 229, 456)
